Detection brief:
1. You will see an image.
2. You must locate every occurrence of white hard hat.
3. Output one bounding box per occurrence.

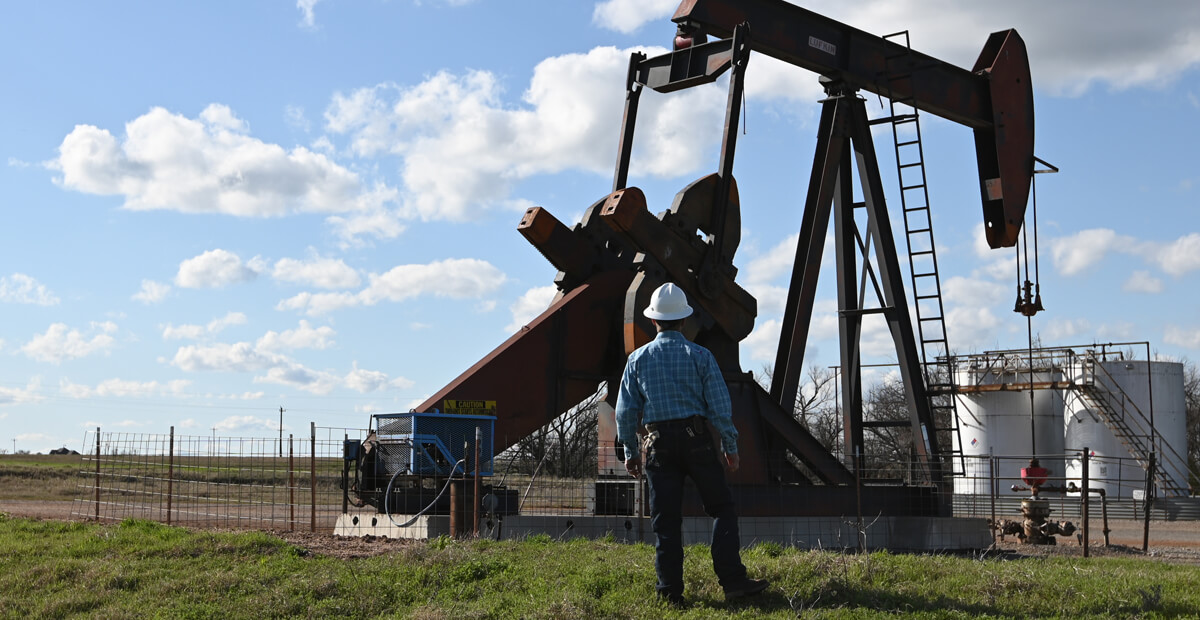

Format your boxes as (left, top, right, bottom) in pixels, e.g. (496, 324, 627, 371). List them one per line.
(643, 283, 693, 320)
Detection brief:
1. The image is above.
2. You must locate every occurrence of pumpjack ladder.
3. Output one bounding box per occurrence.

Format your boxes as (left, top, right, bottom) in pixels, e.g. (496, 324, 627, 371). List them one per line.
(871, 31, 965, 476)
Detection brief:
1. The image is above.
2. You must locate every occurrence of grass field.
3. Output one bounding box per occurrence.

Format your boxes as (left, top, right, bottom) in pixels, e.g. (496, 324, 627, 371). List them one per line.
(3, 516, 1199, 618)
(4, 455, 1200, 618)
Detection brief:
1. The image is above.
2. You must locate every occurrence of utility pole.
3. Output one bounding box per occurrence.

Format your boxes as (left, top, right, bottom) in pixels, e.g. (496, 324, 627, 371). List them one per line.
(279, 406, 285, 457)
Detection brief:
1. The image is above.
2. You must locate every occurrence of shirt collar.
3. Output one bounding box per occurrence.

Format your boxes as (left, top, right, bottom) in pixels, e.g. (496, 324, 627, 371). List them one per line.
(654, 330, 685, 342)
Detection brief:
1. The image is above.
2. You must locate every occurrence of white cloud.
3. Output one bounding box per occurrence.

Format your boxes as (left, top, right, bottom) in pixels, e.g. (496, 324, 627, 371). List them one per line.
(162, 312, 247, 340)
(272, 255, 361, 289)
(256, 320, 335, 353)
(22, 322, 118, 363)
(1146, 232, 1200, 276)
(132, 279, 171, 304)
(170, 342, 285, 373)
(169, 324, 394, 395)
(176, 249, 260, 288)
(214, 415, 279, 433)
(1164, 325, 1200, 349)
(505, 285, 558, 333)
(278, 258, 506, 316)
(0, 379, 43, 406)
(322, 46, 727, 223)
(1053, 230, 1200, 279)
(1123, 271, 1163, 293)
(592, 0, 678, 34)
(1041, 318, 1092, 342)
(344, 363, 390, 393)
(53, 105, 373, 217)
(297, 0, 321, 29)
(59, 378, 191, 399)
(1051, 229, 1123, 276)
(255, 364, 340, 395)
(0, 274, 60, 306)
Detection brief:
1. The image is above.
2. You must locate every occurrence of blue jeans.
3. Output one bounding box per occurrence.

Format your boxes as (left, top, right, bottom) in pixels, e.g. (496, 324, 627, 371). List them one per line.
(644, 424, 747, 597)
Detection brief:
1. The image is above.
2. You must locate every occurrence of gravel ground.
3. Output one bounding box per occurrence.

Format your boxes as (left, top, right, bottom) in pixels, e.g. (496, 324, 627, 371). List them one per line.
(5, 500, 1200, 563)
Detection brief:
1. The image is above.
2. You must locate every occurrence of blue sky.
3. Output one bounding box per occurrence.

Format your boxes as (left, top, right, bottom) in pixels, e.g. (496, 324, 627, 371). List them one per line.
(2, 1, 1198, 453)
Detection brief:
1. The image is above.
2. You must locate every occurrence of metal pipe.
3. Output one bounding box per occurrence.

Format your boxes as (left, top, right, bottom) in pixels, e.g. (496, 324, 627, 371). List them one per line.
(1143, 452, 1155, 552)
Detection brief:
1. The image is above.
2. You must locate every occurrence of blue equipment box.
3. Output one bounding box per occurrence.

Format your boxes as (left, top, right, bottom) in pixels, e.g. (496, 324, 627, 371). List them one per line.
(371, 412, 495, 476)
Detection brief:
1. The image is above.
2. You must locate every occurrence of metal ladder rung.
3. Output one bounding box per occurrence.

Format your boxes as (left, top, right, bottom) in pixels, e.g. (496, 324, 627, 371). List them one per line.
(907, 227, 932, 235)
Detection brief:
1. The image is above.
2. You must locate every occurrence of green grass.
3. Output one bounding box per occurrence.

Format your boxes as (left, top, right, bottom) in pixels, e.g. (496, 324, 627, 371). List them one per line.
(1, 515, 1198, 619)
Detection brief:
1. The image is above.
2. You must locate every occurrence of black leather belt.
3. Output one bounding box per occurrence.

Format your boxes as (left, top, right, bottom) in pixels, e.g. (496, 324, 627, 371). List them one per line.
(645, 416, 706, 433)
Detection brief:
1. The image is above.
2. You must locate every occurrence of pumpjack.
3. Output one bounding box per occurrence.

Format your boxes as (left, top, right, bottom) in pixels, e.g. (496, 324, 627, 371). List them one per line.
(417, 0, 1037, 517)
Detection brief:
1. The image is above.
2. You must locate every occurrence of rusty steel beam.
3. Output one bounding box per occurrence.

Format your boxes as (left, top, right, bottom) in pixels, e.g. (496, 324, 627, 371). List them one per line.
(417, 270, 633, 452)
(672, 0, 1034, 248)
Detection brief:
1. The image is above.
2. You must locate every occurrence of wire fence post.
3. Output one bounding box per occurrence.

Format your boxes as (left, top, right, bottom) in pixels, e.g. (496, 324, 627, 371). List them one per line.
(474, 427, 482, 537)
(94, 427, 101, 521)
(989, 448, 996, 545)
(1081, 447, 1089, 558)
(310, 422, 317, 532)
(167, 426, 175, 526)
(289, 434, 295, 532)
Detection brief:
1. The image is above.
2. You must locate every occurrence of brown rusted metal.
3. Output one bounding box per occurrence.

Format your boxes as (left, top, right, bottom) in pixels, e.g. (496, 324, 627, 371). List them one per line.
(600, 185, 756, 344)
(972, 29, 1035, 248)
(673, 0, 1034, 249)
(411, 2, 1041, 519)
(417, 269, 632, 451)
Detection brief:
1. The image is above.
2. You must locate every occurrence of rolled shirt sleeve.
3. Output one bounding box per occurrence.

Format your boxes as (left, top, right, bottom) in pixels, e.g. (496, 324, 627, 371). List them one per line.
(699, 350, 738, 455)
(615, 359, 644, 461)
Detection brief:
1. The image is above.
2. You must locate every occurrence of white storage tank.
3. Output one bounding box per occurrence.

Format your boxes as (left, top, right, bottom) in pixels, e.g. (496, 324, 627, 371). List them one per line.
(953, 366, 1066, 495)
(1064, 360, 1188, 498)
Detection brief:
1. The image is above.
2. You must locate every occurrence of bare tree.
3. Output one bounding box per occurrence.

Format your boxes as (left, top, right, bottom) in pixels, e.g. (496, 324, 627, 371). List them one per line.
(861, 374, 914, 480)
(758, 364, 843, 455)
(509, 389, 601, 479)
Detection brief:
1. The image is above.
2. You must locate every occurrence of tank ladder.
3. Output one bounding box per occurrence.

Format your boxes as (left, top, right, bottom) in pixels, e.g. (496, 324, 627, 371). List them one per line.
(872, 30, 964, 477)
(1075, 357, 1191, 497)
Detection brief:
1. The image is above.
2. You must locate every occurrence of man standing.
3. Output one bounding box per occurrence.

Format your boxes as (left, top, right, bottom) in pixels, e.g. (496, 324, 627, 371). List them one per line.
(616, 282, 769, 606)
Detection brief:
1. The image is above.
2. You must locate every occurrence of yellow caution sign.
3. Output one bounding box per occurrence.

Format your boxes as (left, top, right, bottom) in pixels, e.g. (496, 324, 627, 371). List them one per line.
(442, 399, 497, 416)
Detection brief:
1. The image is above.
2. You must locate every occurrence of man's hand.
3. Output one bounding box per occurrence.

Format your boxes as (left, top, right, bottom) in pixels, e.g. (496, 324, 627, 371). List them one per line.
(724, 453, 740, 473)
(625, 456, 643, 478)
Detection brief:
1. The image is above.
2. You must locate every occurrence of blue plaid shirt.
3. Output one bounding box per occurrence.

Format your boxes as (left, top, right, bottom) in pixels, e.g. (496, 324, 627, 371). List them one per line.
(615, 330, 738, 460)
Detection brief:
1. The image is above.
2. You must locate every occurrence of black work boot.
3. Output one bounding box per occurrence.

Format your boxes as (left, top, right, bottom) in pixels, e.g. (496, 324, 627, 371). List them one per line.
(724, 577, 769, 600)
